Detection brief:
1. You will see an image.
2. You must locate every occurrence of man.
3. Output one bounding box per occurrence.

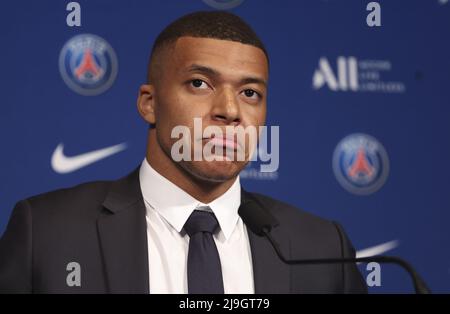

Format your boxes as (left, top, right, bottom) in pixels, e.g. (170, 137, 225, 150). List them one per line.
(0, 11, 367, 294)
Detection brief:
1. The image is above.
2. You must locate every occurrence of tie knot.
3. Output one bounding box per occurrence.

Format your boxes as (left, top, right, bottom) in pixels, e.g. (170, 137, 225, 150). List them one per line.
(184, 209, 220, 237)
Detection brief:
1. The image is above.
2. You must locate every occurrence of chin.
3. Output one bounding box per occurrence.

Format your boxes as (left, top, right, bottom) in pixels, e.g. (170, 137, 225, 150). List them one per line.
(181, 160, 244, 183)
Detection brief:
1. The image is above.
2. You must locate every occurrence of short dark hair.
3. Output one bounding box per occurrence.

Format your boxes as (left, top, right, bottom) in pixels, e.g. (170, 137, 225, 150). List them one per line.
(147, 10, 268, 84)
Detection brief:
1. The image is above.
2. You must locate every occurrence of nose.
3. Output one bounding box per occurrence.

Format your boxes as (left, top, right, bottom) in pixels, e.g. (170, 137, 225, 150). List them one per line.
(210, 86, 241, 126)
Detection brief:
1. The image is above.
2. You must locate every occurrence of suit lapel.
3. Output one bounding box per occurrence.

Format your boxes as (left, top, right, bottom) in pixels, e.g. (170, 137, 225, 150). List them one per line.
(241, 189, 291, 294)
(96, 169, 291, 294)
(97, 167, 149, 293)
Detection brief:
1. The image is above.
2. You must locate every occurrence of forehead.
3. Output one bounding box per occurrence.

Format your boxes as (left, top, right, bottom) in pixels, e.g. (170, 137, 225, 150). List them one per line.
(167, 36, 269, 80)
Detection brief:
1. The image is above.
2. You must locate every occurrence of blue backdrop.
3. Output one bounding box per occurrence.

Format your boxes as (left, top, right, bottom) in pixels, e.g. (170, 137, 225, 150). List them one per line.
(1, 0, 449, 293)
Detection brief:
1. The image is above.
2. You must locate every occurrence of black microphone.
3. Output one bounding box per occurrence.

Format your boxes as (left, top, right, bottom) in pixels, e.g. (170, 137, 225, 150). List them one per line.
(238, 199, 431, 294)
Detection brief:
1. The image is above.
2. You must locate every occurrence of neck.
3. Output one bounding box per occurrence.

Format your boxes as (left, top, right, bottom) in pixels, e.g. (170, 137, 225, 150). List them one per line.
(145, 130, 237, 204)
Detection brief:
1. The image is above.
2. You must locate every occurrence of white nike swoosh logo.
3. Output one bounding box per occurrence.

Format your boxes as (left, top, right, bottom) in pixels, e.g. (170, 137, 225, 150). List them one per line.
(51, 142, 127, 174)
(356, 240, 399, 259)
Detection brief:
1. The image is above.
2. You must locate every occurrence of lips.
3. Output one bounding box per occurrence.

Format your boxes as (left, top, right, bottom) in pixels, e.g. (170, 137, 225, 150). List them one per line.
(205, 135, 238, 150)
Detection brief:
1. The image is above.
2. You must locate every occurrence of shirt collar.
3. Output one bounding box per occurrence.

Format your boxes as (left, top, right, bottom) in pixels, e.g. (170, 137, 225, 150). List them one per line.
(139, 158, 241, 240)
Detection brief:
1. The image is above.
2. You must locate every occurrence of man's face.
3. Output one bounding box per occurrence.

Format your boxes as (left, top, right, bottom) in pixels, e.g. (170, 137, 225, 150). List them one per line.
(147, 36, 268, 182)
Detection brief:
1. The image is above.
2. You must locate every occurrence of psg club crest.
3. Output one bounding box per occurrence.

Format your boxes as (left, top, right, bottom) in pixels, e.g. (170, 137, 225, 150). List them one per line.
(59, 34, 118, 96)
(332, 133, 389, 195)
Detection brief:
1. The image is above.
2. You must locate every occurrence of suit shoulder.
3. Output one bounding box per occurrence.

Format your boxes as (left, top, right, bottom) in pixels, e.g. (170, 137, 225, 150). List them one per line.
(246, 191, 348, 258)
(23, 179, 113, 216)
(246, 191, 337, 232)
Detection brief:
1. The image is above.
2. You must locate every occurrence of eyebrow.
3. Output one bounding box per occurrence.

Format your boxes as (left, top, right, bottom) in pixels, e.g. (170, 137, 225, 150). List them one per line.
(185, 63, 267, 88)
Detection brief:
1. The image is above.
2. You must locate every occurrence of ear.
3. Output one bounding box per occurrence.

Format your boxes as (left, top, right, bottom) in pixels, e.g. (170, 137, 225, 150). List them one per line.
(137, 84, 156, 125)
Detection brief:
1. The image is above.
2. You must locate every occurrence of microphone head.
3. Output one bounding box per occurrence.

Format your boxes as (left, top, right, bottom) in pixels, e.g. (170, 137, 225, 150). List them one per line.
(238, 198, 279, 236)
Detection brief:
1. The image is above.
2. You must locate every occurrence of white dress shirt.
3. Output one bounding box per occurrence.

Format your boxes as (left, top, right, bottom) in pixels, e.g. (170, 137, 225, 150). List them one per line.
(139, 158, 255, 294)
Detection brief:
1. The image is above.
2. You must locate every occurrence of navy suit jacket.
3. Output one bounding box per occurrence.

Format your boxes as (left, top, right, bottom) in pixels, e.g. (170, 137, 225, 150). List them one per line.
(0, 166, 367, 293)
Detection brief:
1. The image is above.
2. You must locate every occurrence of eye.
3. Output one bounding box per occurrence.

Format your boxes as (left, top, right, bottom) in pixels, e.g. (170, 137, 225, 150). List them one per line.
(190, 79, 208, 89)
(242, 89, 260, 99)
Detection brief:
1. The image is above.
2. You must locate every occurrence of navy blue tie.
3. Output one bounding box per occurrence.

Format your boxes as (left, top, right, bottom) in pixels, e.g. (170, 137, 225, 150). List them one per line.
(184, 208, 224, 294)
